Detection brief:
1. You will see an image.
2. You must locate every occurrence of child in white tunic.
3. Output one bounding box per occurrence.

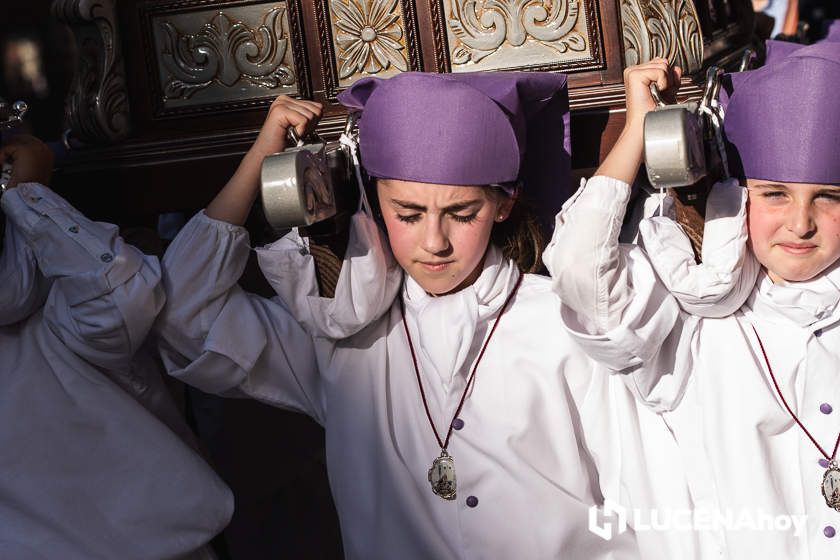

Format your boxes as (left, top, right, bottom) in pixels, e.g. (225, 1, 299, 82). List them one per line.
(0, 136, 232, 559)
(546, 43, 840, 559)
(156, 72, 642, 559)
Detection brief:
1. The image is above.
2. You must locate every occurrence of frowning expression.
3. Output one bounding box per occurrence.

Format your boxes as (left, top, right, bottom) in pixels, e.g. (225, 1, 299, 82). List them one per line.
(377, 179, 513, 295)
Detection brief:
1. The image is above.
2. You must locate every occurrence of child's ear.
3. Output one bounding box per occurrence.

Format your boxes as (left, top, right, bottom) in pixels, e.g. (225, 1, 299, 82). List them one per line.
(495, 194, 516, 222)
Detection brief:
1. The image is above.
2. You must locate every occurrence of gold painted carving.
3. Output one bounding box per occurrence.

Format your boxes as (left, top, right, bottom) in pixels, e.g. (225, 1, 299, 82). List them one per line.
(330, 0, 409, 83)
(158, 7, 296, 100)
(620, 0, 703, 73)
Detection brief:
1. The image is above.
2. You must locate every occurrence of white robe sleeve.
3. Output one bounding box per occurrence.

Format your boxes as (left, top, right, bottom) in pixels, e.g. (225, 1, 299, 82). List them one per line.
(543, 176, 696, 412)
(1, 183, 163, 371)
(256, 210, 402, 339)
(156, 211, 326, 423)
(0, 213, 51, 325)
(637, 179, 760, 317)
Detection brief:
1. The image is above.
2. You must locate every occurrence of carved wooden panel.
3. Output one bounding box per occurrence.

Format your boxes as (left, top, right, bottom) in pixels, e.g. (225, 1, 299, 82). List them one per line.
(52, 0, 131, 144)
(316, 0, 422, 98)
(52, 0, 757, 226)
(331, 0, 409, 83)
(619, 0, 704, 73)
(138, 0, 310, 117)
(432, 0, 605, 73)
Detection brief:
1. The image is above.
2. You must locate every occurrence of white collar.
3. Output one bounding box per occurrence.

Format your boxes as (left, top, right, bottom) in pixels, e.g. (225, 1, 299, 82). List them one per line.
(746, 262, 840, 328)
(401, 245, 520, 387)
(402, 244, 519, 314)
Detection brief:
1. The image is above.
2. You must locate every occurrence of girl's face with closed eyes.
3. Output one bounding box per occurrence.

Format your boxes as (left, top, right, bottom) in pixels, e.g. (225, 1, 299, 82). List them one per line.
(376, 178, 514, 295)
(746, 179, 840, 283)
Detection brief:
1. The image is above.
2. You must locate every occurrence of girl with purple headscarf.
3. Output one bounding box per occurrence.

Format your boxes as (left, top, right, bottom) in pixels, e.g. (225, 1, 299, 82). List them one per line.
(548, 42, 840, 559)
(155, 72, 652, 559)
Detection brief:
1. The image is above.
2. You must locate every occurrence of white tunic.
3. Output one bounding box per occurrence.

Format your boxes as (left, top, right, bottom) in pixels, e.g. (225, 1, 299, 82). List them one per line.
(0, 184, 233, 559)
(546, 175, 840, 559)
(157, 211, 642, 560)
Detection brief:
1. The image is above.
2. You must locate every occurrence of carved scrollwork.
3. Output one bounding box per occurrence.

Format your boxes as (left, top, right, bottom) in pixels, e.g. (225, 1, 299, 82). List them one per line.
(159, 8, 296, 100)
(621, 0, 704, 73)
(447, 0, 587, 66)
(330, 0, 409, 81)
(52, 0, 130, 144)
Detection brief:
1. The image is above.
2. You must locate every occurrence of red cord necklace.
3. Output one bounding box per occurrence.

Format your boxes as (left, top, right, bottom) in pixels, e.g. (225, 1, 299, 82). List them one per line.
(751, 325, 840, 512)
(399, 272, 523, 500)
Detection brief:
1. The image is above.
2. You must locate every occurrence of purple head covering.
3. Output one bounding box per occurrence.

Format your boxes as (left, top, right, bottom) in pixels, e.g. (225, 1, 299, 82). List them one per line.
(721, 41, 840, 184)
(337, 71, 571, 229)
(825, 20, 840, 42)
(718, 40, 804, 110)
(765, 39, 806, 63)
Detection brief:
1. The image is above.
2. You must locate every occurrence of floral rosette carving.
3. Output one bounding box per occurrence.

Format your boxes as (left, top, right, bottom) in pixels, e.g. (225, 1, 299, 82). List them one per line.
(159, 8, 296, 100)
(331, 0, 409, 79)
(448, 0, 586, 65)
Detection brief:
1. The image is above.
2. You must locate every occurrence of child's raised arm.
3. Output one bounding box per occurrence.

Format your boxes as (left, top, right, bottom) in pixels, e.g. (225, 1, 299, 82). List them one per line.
(546, 58, 680, 332)
(1, 135, 164, 370)
(206, 95, 323, 225)
(603, 60, 758, 319)
(595, 59, 681, 184)
(543, 61, 692, 411)
(0, 136, 53, 324)
(0, 134, 53, 188)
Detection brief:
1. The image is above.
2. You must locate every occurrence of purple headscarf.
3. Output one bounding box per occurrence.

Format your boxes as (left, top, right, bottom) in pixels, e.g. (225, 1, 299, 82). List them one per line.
(825, 20, 840, 42)
(337, 71, 571, 229)
(764, 39, 806, 64)
(722, 41, 840, 184)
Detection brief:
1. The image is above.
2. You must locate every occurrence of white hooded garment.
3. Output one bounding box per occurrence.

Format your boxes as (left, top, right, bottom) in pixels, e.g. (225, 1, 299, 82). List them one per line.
(546, 175, 840, 559)
(0, 184, 233, 560)
(156, 209, 648, 560)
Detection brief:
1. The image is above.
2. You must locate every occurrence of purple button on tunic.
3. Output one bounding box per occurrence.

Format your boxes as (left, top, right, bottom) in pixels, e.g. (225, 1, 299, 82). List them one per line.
(452, 418, 465, 431)
(820, 458, 831, 468)
(824, 526, 836, 538)
(821, 403, 833, 415)
(466, 496, 479, 508)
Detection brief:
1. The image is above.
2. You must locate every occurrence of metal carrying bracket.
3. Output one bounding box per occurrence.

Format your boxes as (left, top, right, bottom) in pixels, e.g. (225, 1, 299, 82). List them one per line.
(739, 48, 757, 72)
(261, 114, 360, 231)
(0, 96, 29, 194)
(644, 86, 706, 189)
(643, 65, 729, 189)
(0, 98, 29, 130)
(697, 66, 730, 181)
